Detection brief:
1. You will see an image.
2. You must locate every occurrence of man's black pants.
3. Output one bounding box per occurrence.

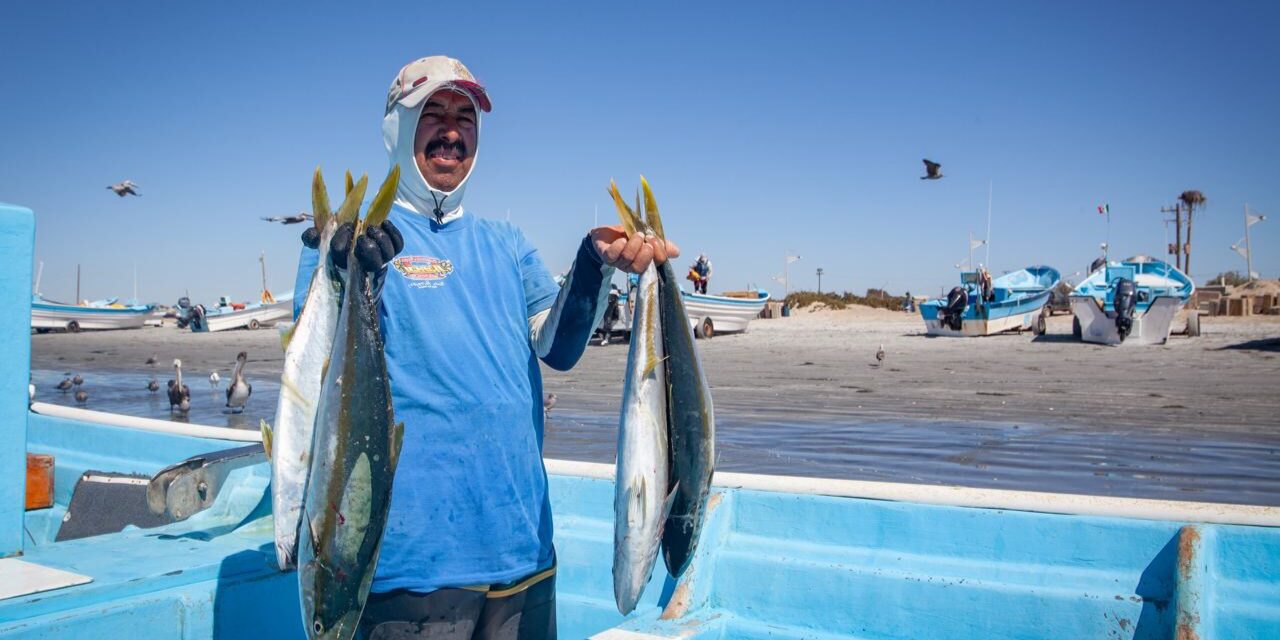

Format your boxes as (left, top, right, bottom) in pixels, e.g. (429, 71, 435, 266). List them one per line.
(357, 567, 556, 639)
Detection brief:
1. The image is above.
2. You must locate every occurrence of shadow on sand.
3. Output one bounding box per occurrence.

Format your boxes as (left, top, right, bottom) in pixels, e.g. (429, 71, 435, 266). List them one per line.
(1218, 337, 1280, 352)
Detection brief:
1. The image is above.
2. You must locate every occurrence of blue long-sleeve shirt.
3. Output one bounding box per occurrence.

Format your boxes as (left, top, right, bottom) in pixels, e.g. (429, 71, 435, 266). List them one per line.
(291, 207, 610, 592)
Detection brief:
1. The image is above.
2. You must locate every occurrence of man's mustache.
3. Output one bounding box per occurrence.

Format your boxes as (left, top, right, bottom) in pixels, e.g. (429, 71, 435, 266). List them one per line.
(425, 139, 468, 158)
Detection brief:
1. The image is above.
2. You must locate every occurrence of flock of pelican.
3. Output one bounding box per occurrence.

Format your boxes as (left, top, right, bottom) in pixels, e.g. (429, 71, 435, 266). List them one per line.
(48, 352, 253, 417)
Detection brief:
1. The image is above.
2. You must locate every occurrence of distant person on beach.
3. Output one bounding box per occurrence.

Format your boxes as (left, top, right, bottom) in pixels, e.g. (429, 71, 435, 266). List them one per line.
(291, 55, 679, 639)
(687, 253, 713, 294)
(596, 284, 622, 345)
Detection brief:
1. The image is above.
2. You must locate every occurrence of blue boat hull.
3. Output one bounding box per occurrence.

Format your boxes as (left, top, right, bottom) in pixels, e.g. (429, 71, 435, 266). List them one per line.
(920, 266, 1060, 337)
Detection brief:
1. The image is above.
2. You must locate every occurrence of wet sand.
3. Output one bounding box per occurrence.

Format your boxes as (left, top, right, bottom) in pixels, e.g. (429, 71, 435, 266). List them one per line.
(29, 310, 1280, 505)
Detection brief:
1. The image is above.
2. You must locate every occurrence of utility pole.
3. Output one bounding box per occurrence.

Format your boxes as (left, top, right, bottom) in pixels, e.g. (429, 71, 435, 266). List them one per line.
(816, 268, 824, 294)
(1160, 203, 1183, 270)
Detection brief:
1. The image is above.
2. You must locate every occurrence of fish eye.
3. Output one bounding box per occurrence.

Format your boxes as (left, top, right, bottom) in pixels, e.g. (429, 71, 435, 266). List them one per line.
(313, 621, 323, 634)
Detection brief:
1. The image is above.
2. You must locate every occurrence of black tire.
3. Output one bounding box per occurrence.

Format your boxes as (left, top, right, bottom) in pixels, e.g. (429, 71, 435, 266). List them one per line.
(1186, 312, 1201, 337)
(248, 319, 261, 331)
(1033, 312, 1047, 336)
(1072, 317, 1082, 340)
(699, 318, 715, 339)
(66, 320, 81, 333)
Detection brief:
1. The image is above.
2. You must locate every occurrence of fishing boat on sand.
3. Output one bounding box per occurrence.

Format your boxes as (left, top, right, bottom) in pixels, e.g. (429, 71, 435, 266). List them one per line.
(30, 296, 154, 333)
(1070, 256, 1195, 346)
(602, 287, 769, 341)
(185, 298, 293, 333)
(6, 204, 1280, 638)
(920, 266, 1060, 337)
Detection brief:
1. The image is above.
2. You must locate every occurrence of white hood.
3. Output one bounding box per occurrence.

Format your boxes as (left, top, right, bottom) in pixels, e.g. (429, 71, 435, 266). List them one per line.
(381, 93, 481, 222)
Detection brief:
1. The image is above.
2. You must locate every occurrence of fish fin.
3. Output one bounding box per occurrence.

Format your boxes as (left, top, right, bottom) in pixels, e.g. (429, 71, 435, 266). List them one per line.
(312, 167, 332, 230)
(277, 321, 296, 351)
(640, 176, 665, 240)
(345, 170, 355, 195)
(260, 420, 274, 462)
(658, 481, 680, 535)
(364, 165, 401, 228)
(335, 173, 369, 225)
(608, 180, 638, 237)
(389, 422, 405, 471)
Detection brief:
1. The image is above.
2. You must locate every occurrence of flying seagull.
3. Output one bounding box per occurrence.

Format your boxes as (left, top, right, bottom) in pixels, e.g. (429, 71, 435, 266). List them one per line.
(921, 160, 943, 180)
(261, 212, 314, 225)
(107, 180, 141, 197)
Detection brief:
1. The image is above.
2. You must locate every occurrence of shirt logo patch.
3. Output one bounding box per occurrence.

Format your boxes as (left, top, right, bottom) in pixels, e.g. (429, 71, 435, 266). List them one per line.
(392, 256, 454, 289)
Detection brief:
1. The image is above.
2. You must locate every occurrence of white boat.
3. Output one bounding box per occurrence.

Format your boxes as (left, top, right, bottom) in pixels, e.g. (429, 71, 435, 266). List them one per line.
(189, 299, 292, 333)
(30, 296, 153, 333)
(601, 288, 770, 341)
(681, 289, 770, 337)
(1069, 256, 1194, 346)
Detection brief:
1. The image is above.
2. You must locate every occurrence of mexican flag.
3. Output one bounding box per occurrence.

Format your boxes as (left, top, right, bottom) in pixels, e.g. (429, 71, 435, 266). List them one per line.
(1097, 204, 1110, 215)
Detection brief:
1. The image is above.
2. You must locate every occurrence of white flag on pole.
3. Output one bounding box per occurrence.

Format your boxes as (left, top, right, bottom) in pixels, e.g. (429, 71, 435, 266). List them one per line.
(970, 238, 987, 250)
(786, 255, 802, 264)
(1247, 213, 1267, 227)
(1232, 244, 1249, 259)
(772, 273, 787, 285)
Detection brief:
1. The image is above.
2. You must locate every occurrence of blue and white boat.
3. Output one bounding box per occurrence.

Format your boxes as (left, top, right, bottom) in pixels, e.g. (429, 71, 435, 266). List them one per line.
(920, 266, 1060, 337)
(30, 296, 154, 333)
(1070, 256, 1194, 346)
(602, 287, 769, 340)
(5, 204, 1280, 639)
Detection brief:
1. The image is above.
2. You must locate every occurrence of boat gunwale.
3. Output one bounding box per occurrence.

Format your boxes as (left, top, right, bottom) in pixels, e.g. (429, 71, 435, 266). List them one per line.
(28, 403, 1280, 528)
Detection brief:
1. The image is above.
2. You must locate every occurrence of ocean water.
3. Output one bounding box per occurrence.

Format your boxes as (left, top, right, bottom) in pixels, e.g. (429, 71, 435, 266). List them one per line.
(30, 368, 1280, 507)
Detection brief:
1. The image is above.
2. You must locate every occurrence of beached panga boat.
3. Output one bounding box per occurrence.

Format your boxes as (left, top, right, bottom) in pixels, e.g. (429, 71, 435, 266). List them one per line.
(1070, 256, 1194, 346)
(187, 298, 293, 333)
(606, 288, 769, 340)
(30, 295, 154, 333)
(5, 204, 1280, 638)
(920, 266, 1060, 337)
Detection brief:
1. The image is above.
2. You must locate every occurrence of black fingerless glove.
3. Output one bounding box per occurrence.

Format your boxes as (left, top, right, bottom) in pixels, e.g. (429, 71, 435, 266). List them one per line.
(300, 227, 320, 250)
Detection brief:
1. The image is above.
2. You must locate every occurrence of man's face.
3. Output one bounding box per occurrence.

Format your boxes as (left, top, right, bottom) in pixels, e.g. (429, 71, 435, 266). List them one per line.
(414, 89, 478, 192)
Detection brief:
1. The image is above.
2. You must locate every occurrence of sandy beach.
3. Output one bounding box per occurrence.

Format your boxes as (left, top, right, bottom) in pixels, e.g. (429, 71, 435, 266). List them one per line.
(30, 308, 1280, 504)
(33, 308, 1280, 430)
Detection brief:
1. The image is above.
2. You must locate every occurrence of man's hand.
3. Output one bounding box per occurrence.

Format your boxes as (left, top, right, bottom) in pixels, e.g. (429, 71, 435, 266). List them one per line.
(331, 220, 405, 271)
(590, 225, 681, 274)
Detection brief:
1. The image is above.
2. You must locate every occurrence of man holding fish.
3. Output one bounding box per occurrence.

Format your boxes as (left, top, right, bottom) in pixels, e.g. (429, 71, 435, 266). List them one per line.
(290, 56, 678, 639)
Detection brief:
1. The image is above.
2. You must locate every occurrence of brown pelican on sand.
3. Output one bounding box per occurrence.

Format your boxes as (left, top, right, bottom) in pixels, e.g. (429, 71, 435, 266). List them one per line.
(72, 374, 84, 387)
(56, 377, 73, 393)
(107, 180, 140, 197)
(168, 359, 191, 414)
(225, 352, 251, 413)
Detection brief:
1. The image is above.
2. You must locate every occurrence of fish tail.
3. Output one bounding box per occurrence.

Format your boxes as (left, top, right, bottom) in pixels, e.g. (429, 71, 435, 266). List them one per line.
(608, 180, 639, 237)
(336, 173, 369, 226)
(640, 176, 665, 240)
(312, 167, 331, 230)
(365, 165, 401, 228)
(344, 170, 355, 195)
(260, 420, 274, 462)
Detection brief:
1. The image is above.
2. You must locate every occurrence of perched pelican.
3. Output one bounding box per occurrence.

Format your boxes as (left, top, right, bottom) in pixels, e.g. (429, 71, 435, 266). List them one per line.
(209, 371, 221, 390)
(921, 159, 943, 180)
(107, 180, 140, 197)
(74, 389, 88, 404)
(225, 352, 251, 413)
(168, 359, 191, 413)
(543, 393, 557, 419)
(146, 379, 160, 393)
(875, 344, 886, 367)
(260, 212, 313, 225)
(55, 378, 73, 393)
(72, 374, 84, 387)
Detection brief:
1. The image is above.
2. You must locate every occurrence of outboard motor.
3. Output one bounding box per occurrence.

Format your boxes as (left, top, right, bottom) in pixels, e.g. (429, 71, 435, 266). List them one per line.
(174, 297, 193, 329)
(1113, 278, 1137, 341)
(190, 304, 208, 333)
(939, 286, 968, 331)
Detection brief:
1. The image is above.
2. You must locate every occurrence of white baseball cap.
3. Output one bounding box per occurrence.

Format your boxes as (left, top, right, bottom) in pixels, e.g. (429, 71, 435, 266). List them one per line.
(385, 55, 492, 116)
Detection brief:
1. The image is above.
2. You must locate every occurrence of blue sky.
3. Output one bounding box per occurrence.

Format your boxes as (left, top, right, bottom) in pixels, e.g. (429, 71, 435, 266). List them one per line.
(1, 1, 1277, 304)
